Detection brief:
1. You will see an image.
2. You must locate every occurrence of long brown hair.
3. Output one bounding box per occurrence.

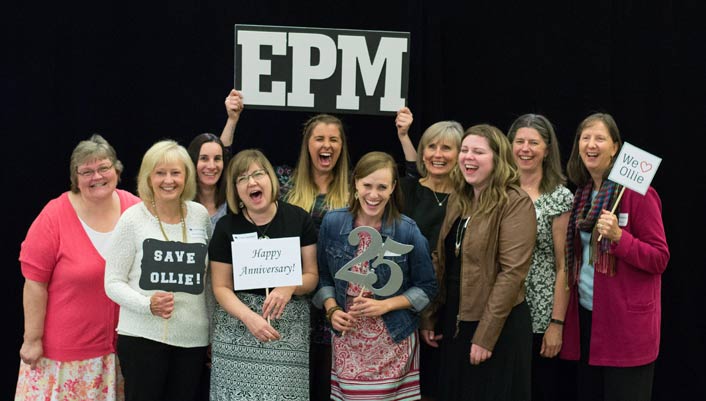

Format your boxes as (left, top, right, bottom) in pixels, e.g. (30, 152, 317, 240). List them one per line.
(348, 151, 402, 225)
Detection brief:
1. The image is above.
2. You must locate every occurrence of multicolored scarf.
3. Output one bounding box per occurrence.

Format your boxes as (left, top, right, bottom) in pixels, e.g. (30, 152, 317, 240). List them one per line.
(565, 180, 622, 285)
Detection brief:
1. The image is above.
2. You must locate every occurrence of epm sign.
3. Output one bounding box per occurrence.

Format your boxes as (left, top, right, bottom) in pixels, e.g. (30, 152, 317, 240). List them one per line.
(234, 25, 410, 115)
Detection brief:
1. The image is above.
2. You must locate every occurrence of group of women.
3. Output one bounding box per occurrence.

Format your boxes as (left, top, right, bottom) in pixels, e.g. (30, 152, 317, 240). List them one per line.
(16, 87, 669, 401)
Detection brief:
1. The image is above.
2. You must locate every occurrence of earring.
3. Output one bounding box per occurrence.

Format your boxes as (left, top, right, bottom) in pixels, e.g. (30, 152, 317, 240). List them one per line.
(238, 201, 244, 209)
(354, 191, 359, 200)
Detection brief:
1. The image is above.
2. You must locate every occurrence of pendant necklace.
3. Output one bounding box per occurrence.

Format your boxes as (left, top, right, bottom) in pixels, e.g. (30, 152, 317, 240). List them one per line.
(455, 216, 470, 257)
(431, 190, 450, 207)
(152, 200, 187, 242)
(244, 202, 277, 239)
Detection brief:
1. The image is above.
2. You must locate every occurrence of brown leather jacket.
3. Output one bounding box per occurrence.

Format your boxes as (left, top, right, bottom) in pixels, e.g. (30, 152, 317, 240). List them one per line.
(421, 185, 536, 351)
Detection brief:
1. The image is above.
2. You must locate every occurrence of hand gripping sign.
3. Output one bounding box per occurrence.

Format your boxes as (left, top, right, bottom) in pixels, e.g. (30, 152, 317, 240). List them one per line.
(334, 226, 413, 296)
(599, 142, 662, 240)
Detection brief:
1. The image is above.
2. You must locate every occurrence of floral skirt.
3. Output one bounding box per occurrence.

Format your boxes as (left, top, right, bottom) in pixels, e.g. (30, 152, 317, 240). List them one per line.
(14, 353, 124, 401)
(330, 297, 420, 401)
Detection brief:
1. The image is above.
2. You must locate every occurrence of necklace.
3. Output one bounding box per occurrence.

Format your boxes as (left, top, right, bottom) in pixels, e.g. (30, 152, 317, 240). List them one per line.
(244, 202, 278, 239)
(151, 200, 186, 242)
(455, 217, 470, 257)
(431, 190, 450, 207)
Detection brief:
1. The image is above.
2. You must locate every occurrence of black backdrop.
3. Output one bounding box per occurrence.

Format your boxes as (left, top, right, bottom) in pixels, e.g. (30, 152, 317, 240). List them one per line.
(5, 1, 705, 399)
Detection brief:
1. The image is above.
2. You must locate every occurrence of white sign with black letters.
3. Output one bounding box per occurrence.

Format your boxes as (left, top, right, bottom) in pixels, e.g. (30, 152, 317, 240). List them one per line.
(231, 236, 302, 291)
(234, 24, 410, 115)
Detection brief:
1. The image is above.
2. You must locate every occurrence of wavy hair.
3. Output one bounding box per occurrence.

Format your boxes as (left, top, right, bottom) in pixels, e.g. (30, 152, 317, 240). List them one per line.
(456, 124, 520, 216)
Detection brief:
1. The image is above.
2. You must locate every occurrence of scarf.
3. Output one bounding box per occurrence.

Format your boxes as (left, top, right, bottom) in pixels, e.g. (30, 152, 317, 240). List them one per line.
(565, 180, 622, 285)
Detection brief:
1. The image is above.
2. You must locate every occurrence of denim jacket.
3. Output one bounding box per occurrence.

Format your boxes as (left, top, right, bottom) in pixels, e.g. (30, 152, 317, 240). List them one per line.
(313, 208, 438, 343)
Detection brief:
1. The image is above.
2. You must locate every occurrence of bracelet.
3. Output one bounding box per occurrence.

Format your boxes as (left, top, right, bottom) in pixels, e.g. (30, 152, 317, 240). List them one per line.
(326, 306, 343, 322)
(550, 318, 564, 326)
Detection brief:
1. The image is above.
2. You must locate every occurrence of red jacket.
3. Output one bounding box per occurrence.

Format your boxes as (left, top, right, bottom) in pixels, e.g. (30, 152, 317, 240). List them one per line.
(560, 187, 669, 367)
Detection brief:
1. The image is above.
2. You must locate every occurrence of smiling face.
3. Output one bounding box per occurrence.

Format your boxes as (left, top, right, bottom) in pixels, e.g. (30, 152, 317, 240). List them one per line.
(579, 121, 618, 180)
(196, 142, 224, 189)
(422, 138, 459, 178)
(458, 135, 495, 193)
(150, 160, 185, 204)
(354, 167, 395, 224)
(512, 127, 548, 174)
(236, 162, 273, 214)
(307, 123, 342, 174)
(76, 158, 118, 201)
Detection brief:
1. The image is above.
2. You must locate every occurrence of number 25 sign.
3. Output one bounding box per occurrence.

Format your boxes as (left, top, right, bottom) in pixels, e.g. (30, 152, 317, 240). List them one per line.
(334, 226, 413, 296)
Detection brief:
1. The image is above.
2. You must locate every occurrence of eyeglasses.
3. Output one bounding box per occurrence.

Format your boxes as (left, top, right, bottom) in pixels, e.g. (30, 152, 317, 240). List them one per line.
(236, 169, 267, 185)
(77, 164, 113, 178)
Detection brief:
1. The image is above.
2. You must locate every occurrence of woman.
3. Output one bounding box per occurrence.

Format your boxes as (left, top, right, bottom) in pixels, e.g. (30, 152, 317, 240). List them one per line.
(560, 113, 669, 401)
(221, 90, 350, 400)
(187, 132, 230, 401)
(315, 151, 438, 401)
(104, 140, 211, 401)
(421, 124, 537, 401)
(187, 132, 229, 232)
(507, 114, 573, 401)
(16, 134, 139, 401)
(395, 107, 463, 400)
(208, 149, 319, 400)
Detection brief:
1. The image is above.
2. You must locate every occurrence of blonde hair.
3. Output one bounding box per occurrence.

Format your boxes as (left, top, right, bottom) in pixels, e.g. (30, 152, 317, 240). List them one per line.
(416, 121, 463, 177)
(136, 140, 196, 203)
(286, 114, 350, 211)
(225, 149, 279, 215)
(456, 124, 519, 217)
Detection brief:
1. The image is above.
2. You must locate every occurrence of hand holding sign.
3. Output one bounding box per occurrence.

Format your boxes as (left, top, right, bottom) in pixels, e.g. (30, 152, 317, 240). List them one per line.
(599, 142, 663, 241)
(150, 291, 174, 319)
(262, 286, 296, 320)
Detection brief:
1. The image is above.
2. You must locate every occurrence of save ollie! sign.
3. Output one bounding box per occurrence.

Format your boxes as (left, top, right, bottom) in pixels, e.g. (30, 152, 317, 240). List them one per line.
(139, 239, 208, 294)
(234, 24, 410, 115)
(231, 237, 303, 291)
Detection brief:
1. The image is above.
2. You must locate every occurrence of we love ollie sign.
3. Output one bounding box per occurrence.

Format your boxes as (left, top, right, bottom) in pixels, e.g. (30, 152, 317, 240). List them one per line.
(234, 24, 410, 115)
(608, 142, 662, 195)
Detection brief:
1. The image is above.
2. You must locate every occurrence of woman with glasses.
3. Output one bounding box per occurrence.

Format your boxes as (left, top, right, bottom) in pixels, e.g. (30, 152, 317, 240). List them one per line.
(104, 140, 212, 401)
(16, 134, 140, 400)
(221, 90, 349, 400)
(208, 149, 319, 400)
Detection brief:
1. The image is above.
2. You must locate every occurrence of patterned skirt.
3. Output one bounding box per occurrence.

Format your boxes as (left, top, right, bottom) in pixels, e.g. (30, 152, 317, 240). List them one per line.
(330, 296, 420, 401)
(14, 353, 124, 401)
(211, 292, 310, 401)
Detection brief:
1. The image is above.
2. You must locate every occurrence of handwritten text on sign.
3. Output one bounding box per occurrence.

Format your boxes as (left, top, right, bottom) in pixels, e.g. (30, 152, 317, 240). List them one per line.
(231, 236, 302, 291)
(234, 24, 410, 115)
(608, 142, 662, 195)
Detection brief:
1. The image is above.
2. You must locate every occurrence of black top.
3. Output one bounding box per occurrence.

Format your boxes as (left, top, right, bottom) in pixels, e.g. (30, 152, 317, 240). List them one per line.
(400, 176, 450, 251)
(209, 201, 317, 295)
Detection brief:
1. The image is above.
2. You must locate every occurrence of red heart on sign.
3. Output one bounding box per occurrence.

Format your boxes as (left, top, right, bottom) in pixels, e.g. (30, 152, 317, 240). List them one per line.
(640, 161, 652, 173)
